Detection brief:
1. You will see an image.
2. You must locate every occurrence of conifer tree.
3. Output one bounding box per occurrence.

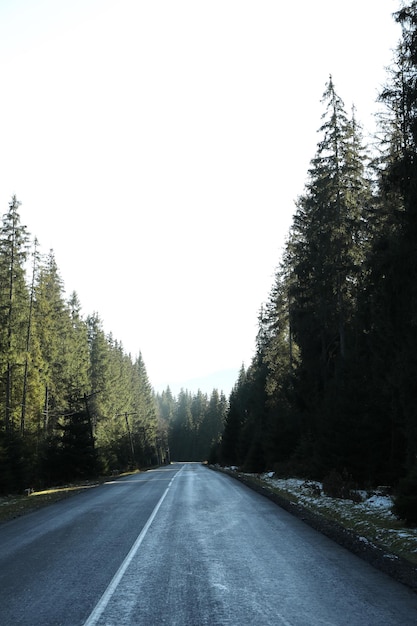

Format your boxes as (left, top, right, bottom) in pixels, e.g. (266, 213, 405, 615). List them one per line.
(361, 0, 417, 481)
(220, 366, 247, 466)
(132, 353, 158, 466)
(285, 79, 372, 470)
(169, 389, 194, 460)
(156, 387, 175, 463)
(20, 238, 43, 436)
(156, 387, 175, 424)
(289, 78, 370, 392)
(86, 313, 112, 423)
(66, 292, 90, 404)
(260, 264, 301, 469)
(33, 252, 72, 429)
(0, 197, 30, 431)
(200, 389, 227, 460)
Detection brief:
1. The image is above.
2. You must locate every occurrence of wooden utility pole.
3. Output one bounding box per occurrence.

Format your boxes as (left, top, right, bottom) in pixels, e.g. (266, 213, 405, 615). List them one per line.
(116, 412, 138, 468)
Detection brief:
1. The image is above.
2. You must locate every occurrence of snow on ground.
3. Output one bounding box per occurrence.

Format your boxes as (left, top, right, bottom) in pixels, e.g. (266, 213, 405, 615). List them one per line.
(222, 468, 417, 559)
(260, 474, 395, 519)
(263, 473, 417, 556)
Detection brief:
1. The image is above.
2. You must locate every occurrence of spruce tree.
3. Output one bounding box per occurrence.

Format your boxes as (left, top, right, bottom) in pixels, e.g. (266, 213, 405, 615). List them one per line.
(20, 238, 43, 436)
(132, 353, 158, 466)
(260, 265, 302, 471)
(362, 0, 417, 482)
(0, 196, 30, 431)
(285, 79, 372, 473)
(220, 365, 248, 467)
(200, 389, 227, 461)
(66, 292, 90, 405)
(170, 389, 194, 461)
(33, 251, 72, 429)
(87, 313, 112, 423)
(289, 78, 370, 390)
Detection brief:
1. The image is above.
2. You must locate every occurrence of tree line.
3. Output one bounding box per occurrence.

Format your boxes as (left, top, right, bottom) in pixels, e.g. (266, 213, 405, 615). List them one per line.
(0, 195, 227, 493)
(216, 2, 417, 518)
(156, 387, 228, 462)
(0, 198, 164, 491)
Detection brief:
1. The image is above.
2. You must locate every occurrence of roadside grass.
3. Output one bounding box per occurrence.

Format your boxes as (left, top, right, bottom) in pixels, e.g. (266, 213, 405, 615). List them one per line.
(0, 470, 140, 523)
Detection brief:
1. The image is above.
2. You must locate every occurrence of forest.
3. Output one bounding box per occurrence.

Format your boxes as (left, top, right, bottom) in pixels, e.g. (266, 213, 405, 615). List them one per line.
(0, 210, 229, 491)
(2, 3, 417, 522)
(215, 2, 417, 521)
(0, 199, 226, 492)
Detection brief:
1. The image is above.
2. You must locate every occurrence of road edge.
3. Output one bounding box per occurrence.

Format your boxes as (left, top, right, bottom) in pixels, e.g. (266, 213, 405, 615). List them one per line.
(209, 465, 417, 593)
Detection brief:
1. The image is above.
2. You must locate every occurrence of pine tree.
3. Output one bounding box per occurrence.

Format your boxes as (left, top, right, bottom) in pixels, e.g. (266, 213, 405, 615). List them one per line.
(190, 390, 208, 459)
(55, 410, 98, 482)
(170, 389, 194, 461)
(66, 292, 90, 405)
(0, 196, 30, 431)
(260, 264, 302, 470)
(262, 262, 298, 399)
(20, 238, 43, 436)
(155, 387, 176, 463)
(200, 389, 227, 461)
(132, 353, 158, 466)
(289, 78, 370, 392)
(361, 1, 417, 482)
(86, 313, 112, 423)
(33, 251, 72, 429)
(220, 365, 247, 466)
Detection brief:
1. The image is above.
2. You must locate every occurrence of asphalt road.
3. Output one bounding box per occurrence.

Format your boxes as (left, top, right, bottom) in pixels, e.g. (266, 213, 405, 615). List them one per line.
(1, 463, 417, 625)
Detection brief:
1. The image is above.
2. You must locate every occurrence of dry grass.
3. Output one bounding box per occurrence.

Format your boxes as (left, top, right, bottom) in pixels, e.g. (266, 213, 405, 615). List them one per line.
(0, 471, 140, 523)
(0, 483, 99, 522)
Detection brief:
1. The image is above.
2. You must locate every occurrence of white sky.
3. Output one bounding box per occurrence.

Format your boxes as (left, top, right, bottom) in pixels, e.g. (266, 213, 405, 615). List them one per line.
(0, 0, 401, 396)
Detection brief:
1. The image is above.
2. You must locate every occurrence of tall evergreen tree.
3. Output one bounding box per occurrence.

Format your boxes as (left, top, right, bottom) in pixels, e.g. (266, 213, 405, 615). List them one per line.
(260, 265, 302, 471)
(131, 353, 158, 466)
(285, 79, 372, 473)
(33, 251, 71, 429)
(87, 313, 112, 424)
(360, 1, 417, 481)
(289, 78, 370, 389)
(20, 238, 43, 436)
(0, 196, 30, 431)
(66, 292, 90, 404)
(220, 365, 247, 466)
(169, 389, 194, 461)
(190, 390, 208, 459)
(156, 386, 175, 463)
(200, 389, 227, 461)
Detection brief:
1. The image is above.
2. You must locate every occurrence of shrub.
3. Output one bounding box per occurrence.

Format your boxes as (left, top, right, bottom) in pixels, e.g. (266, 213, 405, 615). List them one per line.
(322, 469, 361, 501)
(392, 465, 417, 524)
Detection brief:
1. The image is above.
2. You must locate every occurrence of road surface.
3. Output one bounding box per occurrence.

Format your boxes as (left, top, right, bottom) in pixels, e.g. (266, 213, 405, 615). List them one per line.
(0, 462, 416, 625)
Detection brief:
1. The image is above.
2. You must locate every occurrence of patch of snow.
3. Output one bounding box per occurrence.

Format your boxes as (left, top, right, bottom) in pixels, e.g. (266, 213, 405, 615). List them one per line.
(362, 495, 393, 510)
(223, 469, 417, 558)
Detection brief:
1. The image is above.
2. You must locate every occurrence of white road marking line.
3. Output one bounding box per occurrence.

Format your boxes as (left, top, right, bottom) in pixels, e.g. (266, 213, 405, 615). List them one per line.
(83, 465, 184, 626)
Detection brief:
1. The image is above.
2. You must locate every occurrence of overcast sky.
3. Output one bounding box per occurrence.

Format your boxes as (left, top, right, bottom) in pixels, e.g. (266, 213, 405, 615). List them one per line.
(0, 0, 401, 396)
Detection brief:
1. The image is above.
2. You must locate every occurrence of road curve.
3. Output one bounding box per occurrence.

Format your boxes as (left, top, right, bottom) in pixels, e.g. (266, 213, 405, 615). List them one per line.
(0, 462, 417, 625)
